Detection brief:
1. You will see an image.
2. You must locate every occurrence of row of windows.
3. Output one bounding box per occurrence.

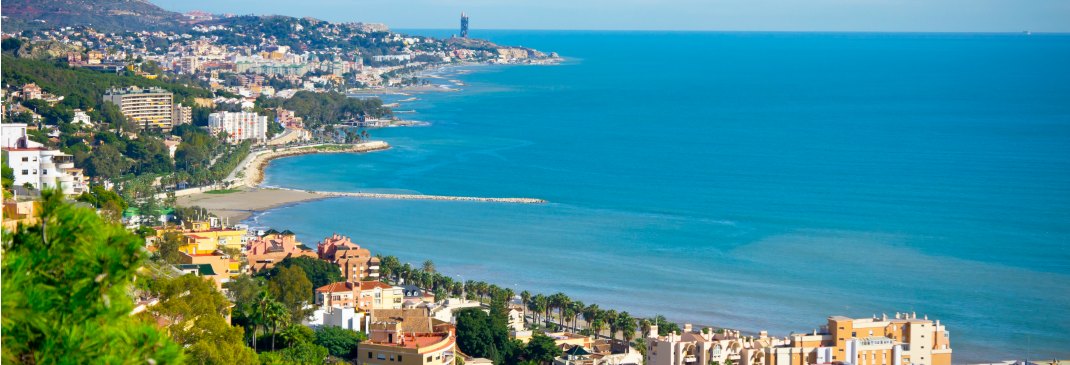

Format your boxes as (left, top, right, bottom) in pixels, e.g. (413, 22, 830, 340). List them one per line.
(366, 352, 443, 363)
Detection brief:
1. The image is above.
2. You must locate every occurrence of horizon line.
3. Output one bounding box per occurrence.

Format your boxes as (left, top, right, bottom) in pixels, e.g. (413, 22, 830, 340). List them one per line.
(391, 28, 1070, 35)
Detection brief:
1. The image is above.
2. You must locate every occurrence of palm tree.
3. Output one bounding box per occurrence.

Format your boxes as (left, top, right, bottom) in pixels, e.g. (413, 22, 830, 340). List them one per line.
(521, 291, 532, 323)
(571, 301, 585, 330)
(422, 259, 435, 273)
(590, 317, 606, 339)
(640, 318, 653, 338)
(251, 291, 273, 351)
(267, 300, 289, 351)
(618, 312, 638, 342)
(604, 309, 619, 339)
(552, 293, 570, 326)
(583, 304, 600, 331)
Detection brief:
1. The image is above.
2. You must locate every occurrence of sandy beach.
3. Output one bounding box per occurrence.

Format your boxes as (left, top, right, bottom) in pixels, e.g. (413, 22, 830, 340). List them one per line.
(176, 188, 325, 222)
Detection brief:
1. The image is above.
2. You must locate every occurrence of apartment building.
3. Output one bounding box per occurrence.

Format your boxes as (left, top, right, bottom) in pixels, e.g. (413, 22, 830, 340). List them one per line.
(315, 281, 404, 311)
(358, 308, 457, 365)
(208, 111, 268, 144)
(104, 87, 175, 131)
(318, 234, 381, 281)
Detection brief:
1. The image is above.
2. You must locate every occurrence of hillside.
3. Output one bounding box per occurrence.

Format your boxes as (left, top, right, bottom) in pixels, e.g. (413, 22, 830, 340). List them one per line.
(1, 0, 187, 33)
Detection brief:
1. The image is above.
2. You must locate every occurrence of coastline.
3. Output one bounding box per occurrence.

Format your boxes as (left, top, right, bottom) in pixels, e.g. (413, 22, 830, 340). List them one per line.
(234, 141, 391, 188)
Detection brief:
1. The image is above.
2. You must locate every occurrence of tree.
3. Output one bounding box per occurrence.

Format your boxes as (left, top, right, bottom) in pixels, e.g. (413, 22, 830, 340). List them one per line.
(524, 333, 563, 365)
(314, 325, 367, 358)
(266, 265, 314, 323)
(154, 231, 185, 264)
(85, 143, 130, 179)
(260, 342, 329, 364)
(1, 189, 183, 363)
(226, 274, 267, 347)
(142, 274, 259, 364)
(267, 300, 289, 351)
(422, 259, 436, 273)
(456, 306, 519, 365)
(264, 256, 341, 292)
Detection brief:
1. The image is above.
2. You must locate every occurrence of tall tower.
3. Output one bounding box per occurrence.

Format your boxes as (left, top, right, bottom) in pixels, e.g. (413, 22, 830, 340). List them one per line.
(460, 12, 469, 38)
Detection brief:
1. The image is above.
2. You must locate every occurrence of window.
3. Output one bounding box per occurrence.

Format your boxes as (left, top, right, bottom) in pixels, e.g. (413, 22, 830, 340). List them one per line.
(21, 157, 28, 162)
(21, 170, 28, 175)
(851, 332, 856, 337)
(378, 354, 387, 360)
(427, 356, 433, 363)
(370, 352, 374, 359)
(399, 356, 403, 362)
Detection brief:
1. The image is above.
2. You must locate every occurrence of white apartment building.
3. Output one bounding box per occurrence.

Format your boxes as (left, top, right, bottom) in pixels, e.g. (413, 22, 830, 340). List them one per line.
(103, 87, 175, 131)
(2, 124, 87, 195)
(208, 111, 268, 144)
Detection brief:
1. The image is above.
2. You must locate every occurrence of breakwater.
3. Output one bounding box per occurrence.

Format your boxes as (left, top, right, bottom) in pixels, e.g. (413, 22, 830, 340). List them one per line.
(275, 188, 547, 204)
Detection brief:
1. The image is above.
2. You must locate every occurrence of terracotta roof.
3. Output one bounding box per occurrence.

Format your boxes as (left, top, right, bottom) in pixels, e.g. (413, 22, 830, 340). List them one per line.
(360, 281, 393, 290)
(316, 281, 356, 293)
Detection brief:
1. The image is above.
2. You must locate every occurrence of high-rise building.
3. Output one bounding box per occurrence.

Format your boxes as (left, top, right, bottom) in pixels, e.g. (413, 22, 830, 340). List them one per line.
(172, 104, 193, 126)
(103, 87, 175, 131)
(460, 12, 469, 38)
(208, 111, 268, 144)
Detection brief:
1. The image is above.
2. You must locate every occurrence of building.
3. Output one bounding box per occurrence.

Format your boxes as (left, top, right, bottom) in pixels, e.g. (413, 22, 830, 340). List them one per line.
(71, 109, 92, 127)
(460, 13, 469, 38)
(644, 324, 759, 365)
(372, 54, 412, 63)
(104, 87, 175, 131)
(2, 124, 86, 195)
(315, 281, 404, 311)
(176, 252, 241, 291)
(245, 230, 317, 273)
(756, 313, 951, 365)
(307, 305, 367, 332)
(317, 234, 381, 281)
(155, 220, 247, 255)
(172, 104, 192, 126)
(22, 83, 43, 100)
(359, 308, 457, 365)
(208, 111, 268, 144)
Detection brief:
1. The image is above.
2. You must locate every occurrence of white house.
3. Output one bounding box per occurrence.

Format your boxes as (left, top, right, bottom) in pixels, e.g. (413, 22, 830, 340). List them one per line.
(71, 109, 92, 127)
(1, 123, 87, 195)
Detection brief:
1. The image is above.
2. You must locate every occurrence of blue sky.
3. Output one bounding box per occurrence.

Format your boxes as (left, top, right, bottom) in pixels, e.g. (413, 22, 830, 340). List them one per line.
(153, 0, 1070, 32)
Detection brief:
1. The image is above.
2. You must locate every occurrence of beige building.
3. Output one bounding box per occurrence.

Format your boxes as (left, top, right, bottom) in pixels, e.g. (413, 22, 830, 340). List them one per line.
(315, 281, 404, 311)
(104, 87, 175, 131)
(359, 308, 457, 365)
(758, 313, 952, 365)
(173, 104, 193, 126)
(318, 234, 381, 281)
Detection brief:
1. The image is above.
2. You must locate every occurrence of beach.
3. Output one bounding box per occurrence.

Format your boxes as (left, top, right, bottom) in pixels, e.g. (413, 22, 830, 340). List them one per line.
(176, 187, 325, 222)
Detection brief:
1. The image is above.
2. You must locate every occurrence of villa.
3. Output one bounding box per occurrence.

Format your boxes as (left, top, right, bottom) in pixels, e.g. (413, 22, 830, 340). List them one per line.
(315, 281, 404, 311)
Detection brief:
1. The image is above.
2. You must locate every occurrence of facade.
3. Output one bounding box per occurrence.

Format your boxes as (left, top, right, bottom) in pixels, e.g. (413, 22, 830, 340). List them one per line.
(104, 87, 175, 131)
(3, 125, 87, 195)
(155, 220, 247, 255)
(72, 109, 92, 126)
(318, 234, 381, 281)
(208, 111, 268, 144)
(172, 104, 193, 126)
(315, 281, 404, 311)
(177, 252, 241, 291)
(245, 231, 317, 273)
(757, 314, 952, 365)
(359, 309, 457, 365)
(645, 314, 952, 365)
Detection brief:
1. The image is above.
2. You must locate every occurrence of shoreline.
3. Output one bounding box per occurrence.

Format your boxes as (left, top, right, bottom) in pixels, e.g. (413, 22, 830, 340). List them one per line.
(233, 141, 391, 188)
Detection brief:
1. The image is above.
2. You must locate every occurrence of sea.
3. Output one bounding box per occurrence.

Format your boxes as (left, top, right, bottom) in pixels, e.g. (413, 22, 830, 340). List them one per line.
(253, 31, 1070, 361)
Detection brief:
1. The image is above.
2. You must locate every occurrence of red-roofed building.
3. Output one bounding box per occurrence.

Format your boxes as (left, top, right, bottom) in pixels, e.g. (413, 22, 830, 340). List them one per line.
(245, 231, 317, 273)
(317, 234, 380, 281)
(315, 280, 403, 311)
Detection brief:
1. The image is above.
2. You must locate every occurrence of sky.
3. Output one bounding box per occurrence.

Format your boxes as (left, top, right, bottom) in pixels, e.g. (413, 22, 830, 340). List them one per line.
(152, 0, 1070, 33)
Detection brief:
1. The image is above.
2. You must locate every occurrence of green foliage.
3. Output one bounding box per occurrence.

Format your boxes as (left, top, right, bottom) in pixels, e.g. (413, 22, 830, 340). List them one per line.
(1, 54, 213, 112)
(314, 326, 367, 358)
(85, 144, 131, 179)
(76, 184, 127, 220)
(262, 256, 342, 292)
(1, 152, 15, 193)
(456, 305, 520, 365)
(267, 265, 314, 323)
(524, 333, 564, 365)
(259, 342, 329, 365)
(257, 91, 390, 128)
(1, 189, 183, 363)
(153, 232, 185, 264)
(142, 274, 259, 364)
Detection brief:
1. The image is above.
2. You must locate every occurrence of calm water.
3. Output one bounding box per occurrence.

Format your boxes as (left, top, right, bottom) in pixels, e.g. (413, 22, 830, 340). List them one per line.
(256, 31, 1070, 361)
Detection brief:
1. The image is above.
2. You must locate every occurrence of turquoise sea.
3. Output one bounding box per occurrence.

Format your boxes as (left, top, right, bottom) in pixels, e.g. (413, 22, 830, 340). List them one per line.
(254, 31, 1070, 361)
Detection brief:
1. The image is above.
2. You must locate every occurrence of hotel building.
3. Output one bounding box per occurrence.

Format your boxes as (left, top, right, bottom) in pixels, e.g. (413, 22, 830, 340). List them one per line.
(103, 87, 175, 131)
(208, 111, 268, 144)
(359, 308, 457, 365)
(318, 234, 381, 281)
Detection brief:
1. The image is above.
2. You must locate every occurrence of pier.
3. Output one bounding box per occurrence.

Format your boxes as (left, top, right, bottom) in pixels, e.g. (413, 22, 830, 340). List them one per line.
(278, 188, 547, 204)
